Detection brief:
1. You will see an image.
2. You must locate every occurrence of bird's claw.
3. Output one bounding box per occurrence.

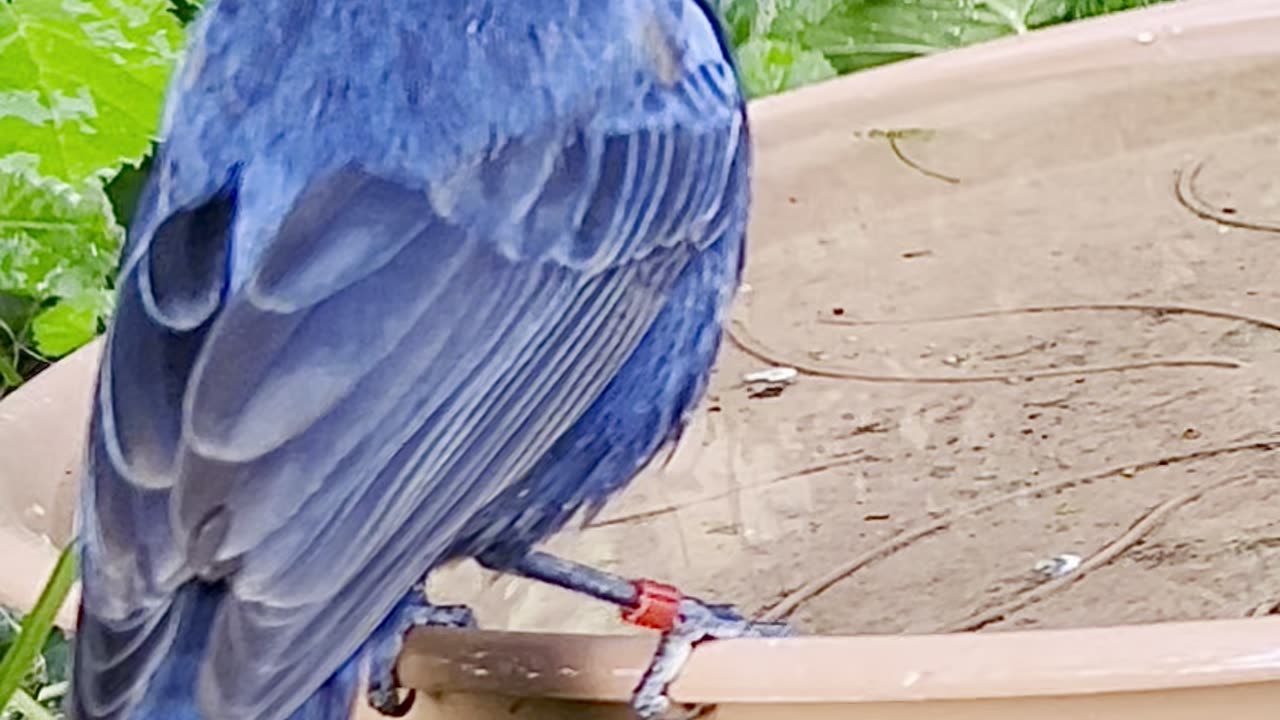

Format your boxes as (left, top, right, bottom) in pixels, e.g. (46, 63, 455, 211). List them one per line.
(630, 597, 791, 720)
(367, 686, 417, 718)
(410, 603, 477, 629)
(368, 588, 478, 717)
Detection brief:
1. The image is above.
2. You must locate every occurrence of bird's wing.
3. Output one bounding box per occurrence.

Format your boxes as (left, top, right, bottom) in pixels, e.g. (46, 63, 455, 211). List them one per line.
(76, 10, 747, 720)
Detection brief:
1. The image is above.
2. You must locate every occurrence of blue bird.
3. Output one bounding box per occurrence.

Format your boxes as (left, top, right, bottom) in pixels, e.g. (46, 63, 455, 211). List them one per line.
(70, 2, 786, 719)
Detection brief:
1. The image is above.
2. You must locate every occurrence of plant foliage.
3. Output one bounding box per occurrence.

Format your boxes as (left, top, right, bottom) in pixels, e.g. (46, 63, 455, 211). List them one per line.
(714, 0, 1168, 97)
(0, 0, 184, 396)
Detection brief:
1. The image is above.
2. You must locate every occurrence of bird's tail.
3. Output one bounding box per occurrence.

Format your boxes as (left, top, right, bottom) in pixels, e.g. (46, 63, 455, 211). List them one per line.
(71, 582, 359, 720)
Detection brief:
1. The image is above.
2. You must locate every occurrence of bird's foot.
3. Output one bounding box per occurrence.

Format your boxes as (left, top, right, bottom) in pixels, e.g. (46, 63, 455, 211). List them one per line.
(477, 551, 791, 720)
(367, 584, 477, 717)
(478, 550, 788, 712)
(625, 581, 791, 720)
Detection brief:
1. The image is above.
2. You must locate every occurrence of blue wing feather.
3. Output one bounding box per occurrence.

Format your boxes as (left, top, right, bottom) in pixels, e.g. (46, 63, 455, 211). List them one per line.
(74, 1, 748, 719)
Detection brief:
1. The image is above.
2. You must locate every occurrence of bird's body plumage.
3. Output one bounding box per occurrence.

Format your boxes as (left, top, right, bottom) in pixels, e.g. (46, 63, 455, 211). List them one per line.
(71, 2, 748, 719)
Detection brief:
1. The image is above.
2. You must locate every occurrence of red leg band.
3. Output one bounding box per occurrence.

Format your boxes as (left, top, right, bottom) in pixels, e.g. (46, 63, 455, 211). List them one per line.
(621, 579, 682, 631)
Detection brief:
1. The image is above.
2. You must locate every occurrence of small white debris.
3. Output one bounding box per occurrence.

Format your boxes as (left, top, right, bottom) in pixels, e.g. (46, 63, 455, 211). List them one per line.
(1135, 30, 1156, 44)
(743, 367, 798, 385)
(37, 681, 68, 703)
(1034, 553, 1082, 579)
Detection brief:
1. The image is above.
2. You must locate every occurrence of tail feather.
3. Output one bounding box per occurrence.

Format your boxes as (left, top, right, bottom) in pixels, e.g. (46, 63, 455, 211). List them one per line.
(71, 582, 360, 720)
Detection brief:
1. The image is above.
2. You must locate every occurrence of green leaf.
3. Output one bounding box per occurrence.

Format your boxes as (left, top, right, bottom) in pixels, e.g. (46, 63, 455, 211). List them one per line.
(0, 0, 186, 183)
(0, 545, 76, 718)
(0, 166, 122, 358)
(31, 292, 106, 356)
(736, 36, 838, 97)
(796, 0, 1030, 74)
(719, 0, 1168, 94)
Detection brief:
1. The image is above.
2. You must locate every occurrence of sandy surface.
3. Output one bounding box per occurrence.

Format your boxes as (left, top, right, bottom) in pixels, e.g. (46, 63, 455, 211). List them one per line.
(430, 56, 1280, 639)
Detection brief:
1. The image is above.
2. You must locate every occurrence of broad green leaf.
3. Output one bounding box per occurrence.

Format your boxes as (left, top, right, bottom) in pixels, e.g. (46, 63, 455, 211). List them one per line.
(0, 0, 186, 183)
(31, 292, 106, 355)
(0, 167, 121, 357)
(720, 0, 1167, 92)
(736, 36, 838, 97)
(796, 0, 1044, 74)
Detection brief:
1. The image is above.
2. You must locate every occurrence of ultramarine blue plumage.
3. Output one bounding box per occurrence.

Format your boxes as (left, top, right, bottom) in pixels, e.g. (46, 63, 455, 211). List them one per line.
(71, 1, 748, 719)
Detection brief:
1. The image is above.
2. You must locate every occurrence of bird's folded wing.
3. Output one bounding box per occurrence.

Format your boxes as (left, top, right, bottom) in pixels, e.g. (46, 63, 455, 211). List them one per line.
(78, 61, 746, 720)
